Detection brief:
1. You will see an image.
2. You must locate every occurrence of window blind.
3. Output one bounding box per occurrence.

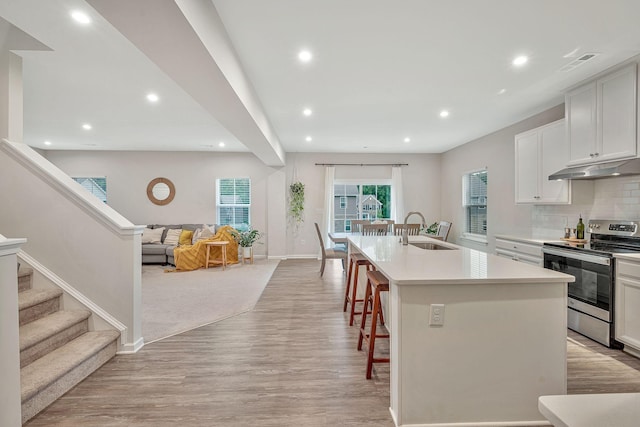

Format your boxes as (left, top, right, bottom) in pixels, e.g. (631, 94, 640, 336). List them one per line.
(73, 177, 107, 203)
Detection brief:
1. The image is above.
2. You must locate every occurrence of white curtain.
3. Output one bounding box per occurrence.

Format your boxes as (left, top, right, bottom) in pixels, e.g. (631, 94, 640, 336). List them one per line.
(321, 166, 335, 249)
(391, 166, 405, 223)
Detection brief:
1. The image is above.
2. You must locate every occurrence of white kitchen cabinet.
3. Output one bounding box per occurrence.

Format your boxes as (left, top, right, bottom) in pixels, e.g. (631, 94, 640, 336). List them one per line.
(566, 63, 638, 166)
(615, 258, 640, 358)
(515, 119, 571, 204)
(495, 237, 543, 267)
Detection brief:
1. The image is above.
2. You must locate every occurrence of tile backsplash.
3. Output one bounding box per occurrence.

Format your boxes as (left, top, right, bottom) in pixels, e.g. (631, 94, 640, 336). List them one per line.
(532, 176, 640, 237)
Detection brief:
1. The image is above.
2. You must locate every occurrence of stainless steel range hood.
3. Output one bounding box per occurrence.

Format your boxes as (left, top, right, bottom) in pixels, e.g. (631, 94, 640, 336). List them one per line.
(548, 158, 640, 180)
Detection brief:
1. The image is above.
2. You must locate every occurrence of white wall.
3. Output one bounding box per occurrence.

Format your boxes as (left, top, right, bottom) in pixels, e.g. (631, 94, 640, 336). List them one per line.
(0, 239, 24, 427)
(440, 104, 575, 253)
(45, 150, 442, 258)
(45, 150, 282, 257)
(284, 152, 442, 257)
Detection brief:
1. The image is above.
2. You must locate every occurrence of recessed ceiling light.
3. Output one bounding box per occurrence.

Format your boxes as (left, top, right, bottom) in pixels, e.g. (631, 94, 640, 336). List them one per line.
(82, 123, 92, 130)
(439, 110, 450, 118)
(146, 93, 159, 103)
(404, 137, 411, 143)
(71, 11, 91, 25)
(219, 142, 225, 147)
(298, 50, 312, 63)
(498, 88, 507, 95)
(302, 108, 312, 116)
(305, 136, 312, 142)
(512, 55, 528, 66)
(44, 140, 52, 146)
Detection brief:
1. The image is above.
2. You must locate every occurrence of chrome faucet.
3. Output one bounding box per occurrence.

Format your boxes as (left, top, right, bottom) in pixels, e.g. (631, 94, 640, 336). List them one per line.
(402, 211, 426, 245)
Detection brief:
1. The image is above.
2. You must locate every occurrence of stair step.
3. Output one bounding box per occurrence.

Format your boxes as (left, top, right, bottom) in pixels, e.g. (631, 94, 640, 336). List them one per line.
(20, 310, 91, 368)
(18, 267, 33, 292)
(21, 330, 120, 424)
(18, 288, 63, 326)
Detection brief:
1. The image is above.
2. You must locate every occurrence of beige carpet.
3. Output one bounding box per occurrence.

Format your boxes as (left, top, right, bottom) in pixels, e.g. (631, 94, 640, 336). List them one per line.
(142, 259, 279, 343)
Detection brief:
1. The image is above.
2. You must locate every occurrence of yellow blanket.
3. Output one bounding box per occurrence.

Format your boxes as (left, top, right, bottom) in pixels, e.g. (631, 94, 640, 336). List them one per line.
(169, 225, 239, 272)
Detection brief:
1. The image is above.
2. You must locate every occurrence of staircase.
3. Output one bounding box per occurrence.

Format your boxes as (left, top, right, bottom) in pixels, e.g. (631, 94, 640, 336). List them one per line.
(17, 266, 119, 424)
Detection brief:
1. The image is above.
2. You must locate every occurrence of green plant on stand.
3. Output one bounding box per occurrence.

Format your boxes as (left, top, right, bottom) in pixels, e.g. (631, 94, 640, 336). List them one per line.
(230, 226, 263, 263)
(289, 181, 305, 228)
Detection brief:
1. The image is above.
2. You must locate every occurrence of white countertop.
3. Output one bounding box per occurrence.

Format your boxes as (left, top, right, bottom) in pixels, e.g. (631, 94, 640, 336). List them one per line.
(539, 393, 640, 427)
(348, 235, 574, 285)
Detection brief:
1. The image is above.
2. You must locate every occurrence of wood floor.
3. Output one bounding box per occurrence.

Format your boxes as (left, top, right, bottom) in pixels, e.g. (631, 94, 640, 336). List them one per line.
(24, 259, 640, 426)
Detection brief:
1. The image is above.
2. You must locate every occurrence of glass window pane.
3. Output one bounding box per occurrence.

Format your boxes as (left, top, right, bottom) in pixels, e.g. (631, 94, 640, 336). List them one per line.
(463, 170, 487, 235)
(73, 177, 107, 203)
(217, 178, 251, 227)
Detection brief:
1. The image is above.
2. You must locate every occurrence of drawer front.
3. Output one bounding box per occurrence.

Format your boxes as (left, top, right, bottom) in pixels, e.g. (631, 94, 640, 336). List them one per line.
(496, 238, 542, 258)
(617, 259, 640, 279)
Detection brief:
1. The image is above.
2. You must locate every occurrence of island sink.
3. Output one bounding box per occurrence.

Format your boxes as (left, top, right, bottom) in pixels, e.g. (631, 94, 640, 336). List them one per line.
(409, 241, 456, 250)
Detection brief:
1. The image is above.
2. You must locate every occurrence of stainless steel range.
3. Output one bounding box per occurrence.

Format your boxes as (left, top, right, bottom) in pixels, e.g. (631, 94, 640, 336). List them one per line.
(542, 219, 640, 348)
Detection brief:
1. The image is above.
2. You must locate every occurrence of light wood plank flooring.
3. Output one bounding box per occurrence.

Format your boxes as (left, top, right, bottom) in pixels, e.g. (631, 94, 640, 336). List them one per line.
(25, 259, 640, 426)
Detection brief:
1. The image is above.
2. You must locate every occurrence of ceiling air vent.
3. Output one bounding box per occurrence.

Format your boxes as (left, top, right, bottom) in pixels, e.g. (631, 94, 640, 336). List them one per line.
(559, 53, 600, 72)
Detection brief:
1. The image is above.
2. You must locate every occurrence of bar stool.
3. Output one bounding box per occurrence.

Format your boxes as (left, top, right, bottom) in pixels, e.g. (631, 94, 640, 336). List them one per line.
(357, 270, 390, 379)
(343, 252, 373, 326)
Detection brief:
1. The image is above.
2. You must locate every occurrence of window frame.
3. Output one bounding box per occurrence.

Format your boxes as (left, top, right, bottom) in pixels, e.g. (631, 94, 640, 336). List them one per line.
(216, 177, 251, 229)
(461, 168, 488, 244)
(333, 179, 392, 232)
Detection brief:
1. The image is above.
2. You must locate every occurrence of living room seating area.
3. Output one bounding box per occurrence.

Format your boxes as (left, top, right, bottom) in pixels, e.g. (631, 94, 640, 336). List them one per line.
(141, 224, 221, 265)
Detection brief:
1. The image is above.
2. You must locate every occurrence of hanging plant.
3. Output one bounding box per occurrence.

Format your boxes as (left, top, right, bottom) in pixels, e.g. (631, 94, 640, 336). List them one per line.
(289, 181, 305, 226)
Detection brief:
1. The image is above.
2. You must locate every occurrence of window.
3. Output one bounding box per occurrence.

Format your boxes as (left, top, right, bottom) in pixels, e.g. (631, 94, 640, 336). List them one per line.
(216, 178, 250, 229)
(463, 169, 487, 236)
(333, 182, 391, 232)
(73, 177, 107, 203)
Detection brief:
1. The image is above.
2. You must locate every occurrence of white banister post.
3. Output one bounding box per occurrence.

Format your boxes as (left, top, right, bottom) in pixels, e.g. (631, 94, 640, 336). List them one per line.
(0, 238, 27, 427)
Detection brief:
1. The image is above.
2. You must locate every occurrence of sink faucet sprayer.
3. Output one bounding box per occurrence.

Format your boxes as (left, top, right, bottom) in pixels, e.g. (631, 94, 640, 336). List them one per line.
(402, 211, 426, 245)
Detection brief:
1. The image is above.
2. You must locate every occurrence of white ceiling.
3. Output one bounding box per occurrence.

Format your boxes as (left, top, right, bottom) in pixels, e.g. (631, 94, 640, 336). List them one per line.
(2, 0, 640, 165)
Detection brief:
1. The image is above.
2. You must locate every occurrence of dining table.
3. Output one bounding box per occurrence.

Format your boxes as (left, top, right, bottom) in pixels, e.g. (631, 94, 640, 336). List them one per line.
(328, 231, 350, 245)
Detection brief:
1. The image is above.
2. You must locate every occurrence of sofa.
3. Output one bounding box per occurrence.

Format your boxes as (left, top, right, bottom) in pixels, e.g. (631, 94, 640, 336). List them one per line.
(142, 224, 220, 265)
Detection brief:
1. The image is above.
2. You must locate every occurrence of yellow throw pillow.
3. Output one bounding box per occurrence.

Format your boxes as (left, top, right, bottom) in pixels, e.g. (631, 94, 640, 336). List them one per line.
(179, 229, 194, 246)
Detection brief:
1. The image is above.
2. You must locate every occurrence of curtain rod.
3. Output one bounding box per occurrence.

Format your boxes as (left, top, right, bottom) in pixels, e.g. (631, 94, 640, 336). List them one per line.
(315, 163, 408, 167)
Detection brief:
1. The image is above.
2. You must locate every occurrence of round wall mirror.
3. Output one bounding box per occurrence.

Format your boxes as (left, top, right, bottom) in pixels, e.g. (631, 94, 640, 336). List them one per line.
(147, 177, 175, 206)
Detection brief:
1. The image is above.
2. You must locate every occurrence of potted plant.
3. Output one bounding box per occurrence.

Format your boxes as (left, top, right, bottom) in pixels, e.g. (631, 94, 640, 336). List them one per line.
(230, 226, 263, 261)
(289, 181, 305, 227)
(424, 222, 439, 235)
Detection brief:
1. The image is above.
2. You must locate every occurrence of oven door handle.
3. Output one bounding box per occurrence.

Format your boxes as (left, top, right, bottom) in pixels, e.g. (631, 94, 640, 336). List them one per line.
(542, 247, 611, 266)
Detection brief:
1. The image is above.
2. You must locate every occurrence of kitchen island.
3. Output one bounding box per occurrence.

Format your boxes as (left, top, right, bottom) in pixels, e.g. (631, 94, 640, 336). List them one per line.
(347, 234, 574, 427)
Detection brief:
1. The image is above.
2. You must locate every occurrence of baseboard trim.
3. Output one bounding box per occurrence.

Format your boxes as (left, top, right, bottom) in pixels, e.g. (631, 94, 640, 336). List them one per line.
(117, 337, 145, 354)
(279, 254, 320, 260)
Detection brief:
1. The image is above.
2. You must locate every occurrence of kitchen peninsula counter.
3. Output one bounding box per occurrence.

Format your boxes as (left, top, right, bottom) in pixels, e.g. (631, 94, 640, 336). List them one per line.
(347, 234, 573, 427)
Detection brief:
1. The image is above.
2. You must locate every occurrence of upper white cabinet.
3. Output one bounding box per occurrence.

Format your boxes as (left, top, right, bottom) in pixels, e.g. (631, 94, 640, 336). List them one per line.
(515, 119, 571, 204)
(566, 63, 638, 166)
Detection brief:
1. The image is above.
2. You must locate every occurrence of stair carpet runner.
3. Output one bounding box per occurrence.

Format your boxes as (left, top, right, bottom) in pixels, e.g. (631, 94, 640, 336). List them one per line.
(17, 267, 119, 424)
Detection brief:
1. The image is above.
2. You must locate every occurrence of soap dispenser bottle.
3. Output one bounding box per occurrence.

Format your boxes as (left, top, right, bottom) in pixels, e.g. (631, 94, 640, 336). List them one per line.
(576, 215, 585, 240)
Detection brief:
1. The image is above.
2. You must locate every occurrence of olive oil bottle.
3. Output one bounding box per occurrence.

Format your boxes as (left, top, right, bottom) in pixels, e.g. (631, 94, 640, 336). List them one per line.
(576, 215, 585, 240)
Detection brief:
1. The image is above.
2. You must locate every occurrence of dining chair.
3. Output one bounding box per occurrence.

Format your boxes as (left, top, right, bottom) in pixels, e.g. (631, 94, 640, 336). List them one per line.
(362, 223, 388, 236)
(314, 222, 347, 276)
(350, 219, 370, 233)
(393, 223, 421, 236)
(436, 221, 452, 241)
